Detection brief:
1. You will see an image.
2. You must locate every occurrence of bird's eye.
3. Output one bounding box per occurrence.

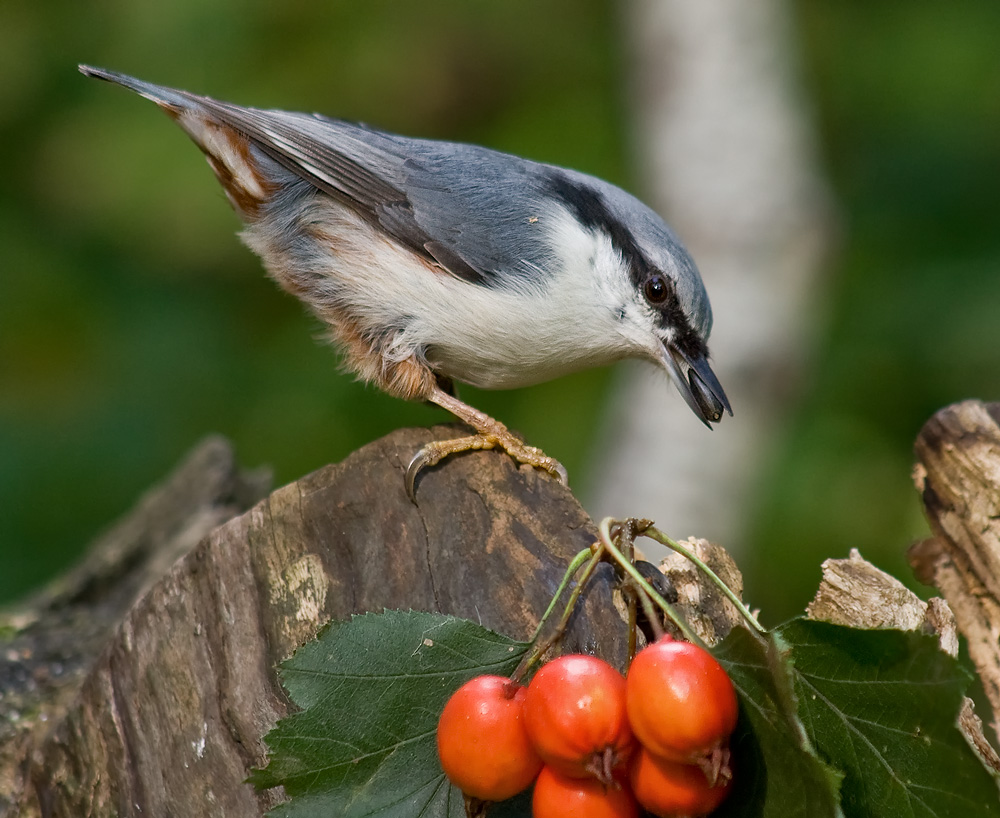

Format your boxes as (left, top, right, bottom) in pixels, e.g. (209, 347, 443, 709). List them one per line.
(643, 275, 669, 304)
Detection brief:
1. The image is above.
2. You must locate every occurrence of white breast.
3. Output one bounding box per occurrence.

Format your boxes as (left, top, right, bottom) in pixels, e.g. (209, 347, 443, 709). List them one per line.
(243, 197, 660, 390)
(402, 208, 660, 389)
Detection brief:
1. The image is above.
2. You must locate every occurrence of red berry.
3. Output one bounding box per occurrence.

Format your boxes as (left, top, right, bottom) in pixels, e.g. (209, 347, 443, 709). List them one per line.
(523, 654, 635, 782)
(437, 675, 542, 801)
(629, 748, 733, 817)
(532, 765, 639, 818)
(626, 638, 738, 766)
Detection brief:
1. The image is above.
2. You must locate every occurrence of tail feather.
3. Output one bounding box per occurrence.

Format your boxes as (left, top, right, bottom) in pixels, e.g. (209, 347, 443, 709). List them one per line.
(79, 65, 279, 218)
(78, 65, 198, 113)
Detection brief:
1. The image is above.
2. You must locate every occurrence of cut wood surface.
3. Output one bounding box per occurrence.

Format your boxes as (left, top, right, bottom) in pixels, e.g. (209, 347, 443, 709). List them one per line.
(1, 427, 630, 818)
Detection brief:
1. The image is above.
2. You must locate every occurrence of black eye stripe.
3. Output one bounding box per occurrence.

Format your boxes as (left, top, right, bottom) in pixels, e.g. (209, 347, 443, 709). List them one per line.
(545, 173, 655, 286)
(545, 171, 706, 358)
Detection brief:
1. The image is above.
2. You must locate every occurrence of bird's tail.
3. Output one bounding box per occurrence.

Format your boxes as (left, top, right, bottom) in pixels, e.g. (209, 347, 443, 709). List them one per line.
(78, 65, 202, 114)
(79, 65, 281, 219)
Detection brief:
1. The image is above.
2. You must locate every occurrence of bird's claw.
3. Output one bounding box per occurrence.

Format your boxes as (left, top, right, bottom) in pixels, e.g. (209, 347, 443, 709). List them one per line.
(405, 432, 568, 502)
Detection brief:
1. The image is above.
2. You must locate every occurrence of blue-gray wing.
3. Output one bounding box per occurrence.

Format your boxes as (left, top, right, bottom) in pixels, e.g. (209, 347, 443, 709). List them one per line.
(79, 67, 600, 288)
(200, 101, 560, 287)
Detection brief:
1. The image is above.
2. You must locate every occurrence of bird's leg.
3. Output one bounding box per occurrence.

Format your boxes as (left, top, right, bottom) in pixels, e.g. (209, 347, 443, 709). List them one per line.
(405, 385, 569, 500)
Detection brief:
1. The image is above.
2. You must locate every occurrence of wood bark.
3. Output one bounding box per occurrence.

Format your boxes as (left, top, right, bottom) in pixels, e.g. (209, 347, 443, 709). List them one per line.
(800, 400, 1000, 769)
(0, 435, 271, 816)
(910, 400, 1000, 746)
(8, 401, 997, 815)
(1, 427, 639, 817)
(806, 547, 1000, 775)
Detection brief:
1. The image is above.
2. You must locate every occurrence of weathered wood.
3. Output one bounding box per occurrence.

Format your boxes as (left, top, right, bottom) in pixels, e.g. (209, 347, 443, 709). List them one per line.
(806, 548, 1000, 775)
(910, 400, 1000, 746)
(656, 538, 745, 645)
(807, 548, 957, 654)
(806, 397, 1000, 772)
(914, 401, 1000, 599)
(3, 427, 633, 817)
(0, 435, 271, 816)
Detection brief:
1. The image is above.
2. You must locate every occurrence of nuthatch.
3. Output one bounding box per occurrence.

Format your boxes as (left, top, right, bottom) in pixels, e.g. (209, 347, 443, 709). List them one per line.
(80, 66, 731, 497)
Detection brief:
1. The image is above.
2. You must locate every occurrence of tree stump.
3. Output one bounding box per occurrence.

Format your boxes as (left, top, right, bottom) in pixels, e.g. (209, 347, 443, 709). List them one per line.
(12, 402, 998, 815)
(1, 427, 629, 817)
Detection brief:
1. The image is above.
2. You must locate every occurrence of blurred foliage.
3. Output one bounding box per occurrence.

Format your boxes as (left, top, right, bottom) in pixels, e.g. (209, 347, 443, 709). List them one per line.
(0, 0, 998, 621)
(745, 0, 1000, 621)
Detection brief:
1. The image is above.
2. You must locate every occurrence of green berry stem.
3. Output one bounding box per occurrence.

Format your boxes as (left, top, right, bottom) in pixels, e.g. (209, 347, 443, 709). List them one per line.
(512, 544, 604, 683)
(529, 546, 595, 644)
(598, 518, 701, 645)
(640, 526, 767, 636)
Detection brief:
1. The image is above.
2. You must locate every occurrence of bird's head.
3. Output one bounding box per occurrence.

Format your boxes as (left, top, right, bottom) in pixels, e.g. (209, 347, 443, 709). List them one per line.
(547, 171, 732, 426)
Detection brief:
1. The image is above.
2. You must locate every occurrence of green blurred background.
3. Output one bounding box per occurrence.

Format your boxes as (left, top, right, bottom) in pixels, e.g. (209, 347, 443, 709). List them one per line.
(0, 0, 997, 623)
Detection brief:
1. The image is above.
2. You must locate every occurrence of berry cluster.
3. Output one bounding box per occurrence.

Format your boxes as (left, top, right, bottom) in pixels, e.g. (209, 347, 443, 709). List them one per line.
(437, 636, 738, 817)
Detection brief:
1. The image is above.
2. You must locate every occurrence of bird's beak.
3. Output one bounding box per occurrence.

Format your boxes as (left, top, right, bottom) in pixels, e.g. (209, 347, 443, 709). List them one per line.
(659, 342, 733, 427)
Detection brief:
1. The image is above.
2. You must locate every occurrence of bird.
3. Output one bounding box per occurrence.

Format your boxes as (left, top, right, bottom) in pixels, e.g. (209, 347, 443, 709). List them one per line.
(79, 65, 731, 498)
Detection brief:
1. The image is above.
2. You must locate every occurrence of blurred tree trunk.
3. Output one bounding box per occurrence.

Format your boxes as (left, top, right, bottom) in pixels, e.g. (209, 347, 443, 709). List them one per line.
(588, 0, 835, 552)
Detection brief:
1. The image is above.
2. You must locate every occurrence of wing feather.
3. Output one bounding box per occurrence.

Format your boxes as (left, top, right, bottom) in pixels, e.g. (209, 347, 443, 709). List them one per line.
(192, 100, 559, 287)
(81, 67, 561, 288)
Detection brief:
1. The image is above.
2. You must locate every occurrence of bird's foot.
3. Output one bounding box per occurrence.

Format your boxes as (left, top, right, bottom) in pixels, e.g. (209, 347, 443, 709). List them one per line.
(405, 428, 568, 501)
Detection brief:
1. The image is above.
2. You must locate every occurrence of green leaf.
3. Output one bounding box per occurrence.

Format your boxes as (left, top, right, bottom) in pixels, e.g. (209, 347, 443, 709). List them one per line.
(253, 611, 1000, 818)
(778, 619, 1000, 817)
(714, 626, 845, 818)
(717, 620, 1000, 817)
(250, 610, 530, 818)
